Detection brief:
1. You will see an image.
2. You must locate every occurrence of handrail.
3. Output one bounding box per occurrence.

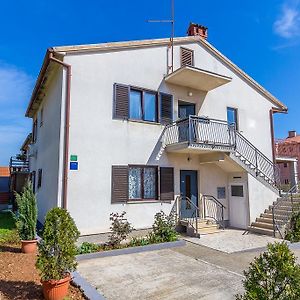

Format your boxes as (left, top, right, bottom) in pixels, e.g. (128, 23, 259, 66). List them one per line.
(177, 195, 201, 237)
(272, 183, 300, 238)
(201, 194, 226, 229)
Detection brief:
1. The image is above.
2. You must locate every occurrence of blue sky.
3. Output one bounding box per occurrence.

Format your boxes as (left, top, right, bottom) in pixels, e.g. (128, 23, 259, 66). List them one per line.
(0, 0, 300, 165)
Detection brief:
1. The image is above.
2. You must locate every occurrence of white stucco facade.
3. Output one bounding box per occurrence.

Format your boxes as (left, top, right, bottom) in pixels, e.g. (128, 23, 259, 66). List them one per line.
(27, 36, 284, 235)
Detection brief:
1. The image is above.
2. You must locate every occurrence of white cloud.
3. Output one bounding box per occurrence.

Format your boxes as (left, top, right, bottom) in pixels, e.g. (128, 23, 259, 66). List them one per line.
(274, 2, 300, 38)
(0, 63, 33, 165)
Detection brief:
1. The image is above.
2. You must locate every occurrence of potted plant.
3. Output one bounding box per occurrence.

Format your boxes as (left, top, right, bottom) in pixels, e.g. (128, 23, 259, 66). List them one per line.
(15, 181, 38, 253)
(36, 208, 80, 300)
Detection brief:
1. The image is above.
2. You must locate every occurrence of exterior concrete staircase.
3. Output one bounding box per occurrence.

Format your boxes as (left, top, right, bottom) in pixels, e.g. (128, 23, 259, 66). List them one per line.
(249, 193, 300, 238)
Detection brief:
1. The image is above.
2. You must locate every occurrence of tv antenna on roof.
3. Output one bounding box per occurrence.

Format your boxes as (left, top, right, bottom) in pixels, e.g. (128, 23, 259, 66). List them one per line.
(147, 0, 175, 73)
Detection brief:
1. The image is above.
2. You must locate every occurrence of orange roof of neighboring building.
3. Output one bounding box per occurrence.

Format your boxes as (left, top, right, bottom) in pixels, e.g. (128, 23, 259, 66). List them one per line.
(282, 136, 300, 144)
(0, 167, 10, 177)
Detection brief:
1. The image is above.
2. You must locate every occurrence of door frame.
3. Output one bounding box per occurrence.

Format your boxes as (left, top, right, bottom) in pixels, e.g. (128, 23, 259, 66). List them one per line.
(228, 181, 250, 229)
(180, 170, 199, 207)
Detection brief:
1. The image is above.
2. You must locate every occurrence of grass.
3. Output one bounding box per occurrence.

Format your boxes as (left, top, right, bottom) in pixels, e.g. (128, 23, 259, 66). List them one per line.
(0, 211, 19, 244)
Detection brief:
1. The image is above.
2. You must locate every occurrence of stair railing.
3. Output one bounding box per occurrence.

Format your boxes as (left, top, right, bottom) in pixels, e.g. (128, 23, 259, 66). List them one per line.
(201, 195, 226, 229)
(272, 183, 300, 238)
(176, 195, 201, 237)
(234, 132, 280, 187)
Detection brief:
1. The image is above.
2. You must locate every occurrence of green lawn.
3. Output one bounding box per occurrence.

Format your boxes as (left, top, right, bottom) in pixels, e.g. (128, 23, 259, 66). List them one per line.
(0, 211, 19, 244)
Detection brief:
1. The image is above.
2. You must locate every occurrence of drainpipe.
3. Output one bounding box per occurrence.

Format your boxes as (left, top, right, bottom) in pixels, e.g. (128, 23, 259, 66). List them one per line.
(48, 51, 71, 210)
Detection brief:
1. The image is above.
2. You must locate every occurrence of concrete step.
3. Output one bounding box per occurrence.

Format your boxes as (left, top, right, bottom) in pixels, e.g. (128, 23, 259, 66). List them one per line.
(251, 221, 274, 230)
(248, 226, 274, 236)
(262, 213, 290, 221)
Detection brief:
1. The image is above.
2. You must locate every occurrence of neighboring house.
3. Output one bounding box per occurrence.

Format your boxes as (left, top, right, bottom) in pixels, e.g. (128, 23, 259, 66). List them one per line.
(276, 130, 299, 189)
(0, 167, 10, 210)
(9, 134, 31, 210)
(25, 23, 288, 235)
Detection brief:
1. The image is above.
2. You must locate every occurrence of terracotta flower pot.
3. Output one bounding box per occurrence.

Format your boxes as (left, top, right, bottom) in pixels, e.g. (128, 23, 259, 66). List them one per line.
(42, 275, 71, 300)
(21, 239, 37, 254)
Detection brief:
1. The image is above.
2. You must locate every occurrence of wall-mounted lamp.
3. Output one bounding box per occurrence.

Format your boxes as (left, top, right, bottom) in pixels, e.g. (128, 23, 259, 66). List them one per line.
(187, 155, 191, 162)
(188, 91, 193, 97)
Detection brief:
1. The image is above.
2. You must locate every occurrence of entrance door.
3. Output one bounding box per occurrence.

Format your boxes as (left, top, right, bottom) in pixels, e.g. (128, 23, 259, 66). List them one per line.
(229, 183, 249, 229)
(180, 170, 198, 218)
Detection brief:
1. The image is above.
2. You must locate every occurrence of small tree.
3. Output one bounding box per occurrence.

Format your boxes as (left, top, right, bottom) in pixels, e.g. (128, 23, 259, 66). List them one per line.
(149, 211, 177, 243)
(285, 211, 300, 242)
(108, 212, 133, 247)
(236, 242, 300, 300)
(36, 208, 80, 281)
(15, 181, 37, 240)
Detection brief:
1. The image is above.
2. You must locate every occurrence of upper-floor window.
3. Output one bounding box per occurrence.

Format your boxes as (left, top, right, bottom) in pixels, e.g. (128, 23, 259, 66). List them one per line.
(227, 107, 238, 130)
(129, 89, 157, 122)
(32, 119, 38, 143)
(180, 47, 194, 67)
(114, 83, 173, 125)
(284, 163, 288, 168)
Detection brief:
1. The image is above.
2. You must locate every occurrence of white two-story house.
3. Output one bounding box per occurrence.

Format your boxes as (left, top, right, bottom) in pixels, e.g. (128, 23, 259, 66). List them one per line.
(25, 23, 287, 236)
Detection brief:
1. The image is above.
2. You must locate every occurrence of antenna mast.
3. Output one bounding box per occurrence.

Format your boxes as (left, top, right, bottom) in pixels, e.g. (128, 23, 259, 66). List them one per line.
(147, 0, 175, 73)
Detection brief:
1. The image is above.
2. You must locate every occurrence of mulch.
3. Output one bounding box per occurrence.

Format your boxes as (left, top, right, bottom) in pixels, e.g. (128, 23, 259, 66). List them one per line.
(0, 243, 86, 300)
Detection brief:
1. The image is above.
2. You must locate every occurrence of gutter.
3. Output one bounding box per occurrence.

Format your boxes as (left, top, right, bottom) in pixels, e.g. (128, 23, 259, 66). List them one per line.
(48, 50, 71, 210)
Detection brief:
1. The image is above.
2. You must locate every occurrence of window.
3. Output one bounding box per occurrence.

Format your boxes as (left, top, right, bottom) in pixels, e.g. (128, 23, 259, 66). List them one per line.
(31, 171, 36, 193)
(32, 119, 38, 143)
(37, 169, 42, 189)
(217, 187, 226, 199)
(180, 47, 194, 67)
(284, 163, 288, 168)
(129, 88, 158, 122)
(40, 108, 44, 127)
(231, 185, 244, 197)
(227, 107, 238, 130)
(128, 166, 157, 200)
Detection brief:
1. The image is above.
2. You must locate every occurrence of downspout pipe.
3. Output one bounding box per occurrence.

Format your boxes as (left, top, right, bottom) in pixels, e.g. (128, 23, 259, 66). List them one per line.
(48, 50, 71, 210)
(269, 107, 288, 164)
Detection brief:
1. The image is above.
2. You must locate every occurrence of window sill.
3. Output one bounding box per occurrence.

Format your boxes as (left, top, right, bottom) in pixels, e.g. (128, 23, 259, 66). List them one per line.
(126, 119, 162, 126)
(126, 200, 172, 204)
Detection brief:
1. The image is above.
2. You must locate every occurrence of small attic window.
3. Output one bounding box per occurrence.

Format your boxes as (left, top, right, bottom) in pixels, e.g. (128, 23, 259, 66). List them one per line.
(180, 47, 194, 67)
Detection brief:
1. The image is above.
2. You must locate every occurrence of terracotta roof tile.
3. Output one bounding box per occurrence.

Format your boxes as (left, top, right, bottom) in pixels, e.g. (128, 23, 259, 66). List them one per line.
(0, 167, 10, 177)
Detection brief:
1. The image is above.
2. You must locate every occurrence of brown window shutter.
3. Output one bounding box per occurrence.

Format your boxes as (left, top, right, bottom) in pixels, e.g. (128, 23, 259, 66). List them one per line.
(113, 83, 129, 119)
(160, 93, 173, 125)
(111, 166, 128, 203)
(160, 167, 174, 201)
(180, 47, 194, 67)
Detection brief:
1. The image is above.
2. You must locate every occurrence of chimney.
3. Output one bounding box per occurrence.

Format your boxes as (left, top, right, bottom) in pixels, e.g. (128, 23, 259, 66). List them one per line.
(288, 130, 297, 138)
(187, 23, 208, 39)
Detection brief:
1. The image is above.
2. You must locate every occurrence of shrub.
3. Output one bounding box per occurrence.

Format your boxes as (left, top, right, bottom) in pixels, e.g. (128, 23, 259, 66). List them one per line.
(108, 212, 133, 247)
(150, 211, 177, 243)
(36, 208, 80, 281)
(77, 242, 100, 254)
(285, 211, 300, 242)
(14, 181, 37, 241)
(236, 242, 300, 300)
(128, 236, 151, 247)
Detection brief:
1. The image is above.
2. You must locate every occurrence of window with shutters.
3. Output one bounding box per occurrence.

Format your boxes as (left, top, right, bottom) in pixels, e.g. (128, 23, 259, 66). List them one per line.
(111, 165, 174, 203)
(32, 119, 38, 143)
(180, 47, 194, 67)
(114, 83, 172, 125)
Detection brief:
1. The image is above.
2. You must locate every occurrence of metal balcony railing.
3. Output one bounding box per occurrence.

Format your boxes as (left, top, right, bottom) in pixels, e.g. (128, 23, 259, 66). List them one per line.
(163, 115, 280, 188)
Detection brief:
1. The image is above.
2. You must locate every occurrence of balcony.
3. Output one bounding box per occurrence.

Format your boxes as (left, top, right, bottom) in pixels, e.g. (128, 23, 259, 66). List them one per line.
(164, 116, 235, 153)
(165, 66, 232, 91)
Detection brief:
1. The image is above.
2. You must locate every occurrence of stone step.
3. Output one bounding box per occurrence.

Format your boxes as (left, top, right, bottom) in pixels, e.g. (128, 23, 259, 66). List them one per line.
(256, 217, 285, 225)
(248, 226, 274, 236)
(262, 213, 289, 221)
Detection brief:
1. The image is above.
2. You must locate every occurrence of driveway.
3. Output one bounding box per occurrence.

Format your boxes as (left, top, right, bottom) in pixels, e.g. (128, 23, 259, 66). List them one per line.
(78, 246, 244, 300)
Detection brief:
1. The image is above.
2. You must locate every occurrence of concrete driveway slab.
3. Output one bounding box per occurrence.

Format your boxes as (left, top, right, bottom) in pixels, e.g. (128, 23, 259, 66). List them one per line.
(78, 248, 243, 300)
(184, 229, 281, 253)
